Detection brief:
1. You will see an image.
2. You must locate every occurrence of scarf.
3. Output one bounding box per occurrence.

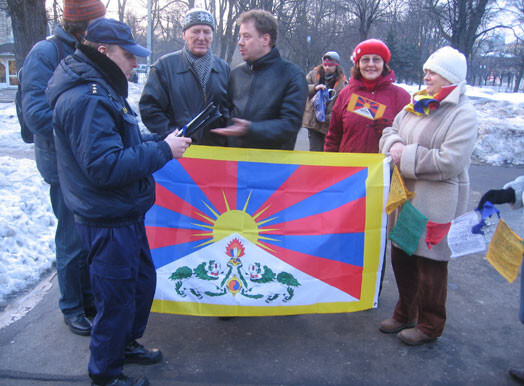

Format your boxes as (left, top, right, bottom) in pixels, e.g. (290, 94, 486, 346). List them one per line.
(183, 44, 214, 92)
(360, 75, 382, 91)
(405, 85, 457, 116)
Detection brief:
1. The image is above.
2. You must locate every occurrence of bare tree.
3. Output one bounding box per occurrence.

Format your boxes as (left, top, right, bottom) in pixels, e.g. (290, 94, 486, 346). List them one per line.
(342, 0, 391, 41)
(4, 0, 47, 71)
(425, 0, 502, 63)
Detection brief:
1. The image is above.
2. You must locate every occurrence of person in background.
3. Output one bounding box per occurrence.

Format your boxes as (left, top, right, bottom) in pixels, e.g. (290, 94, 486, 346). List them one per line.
(139, 8, 230, 146)
(211, 9, 308, 150)
(324, 39, 410, 154)
(22, 0, 107, 336)
(47, 18, 191, 386)
(302, 51, 347, 151)
(379, 46, 478, 345)
(478, 176, 524, 382)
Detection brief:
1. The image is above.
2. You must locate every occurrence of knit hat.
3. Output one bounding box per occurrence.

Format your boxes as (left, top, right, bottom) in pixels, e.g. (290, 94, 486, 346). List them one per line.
(183, 8, 215, 31)
(423, 46, 467, 84)
(323, 51, 340, 65)
(86, 19, 151, 57)
(351, 39, 391, 64)
(63, 0, 106, 22)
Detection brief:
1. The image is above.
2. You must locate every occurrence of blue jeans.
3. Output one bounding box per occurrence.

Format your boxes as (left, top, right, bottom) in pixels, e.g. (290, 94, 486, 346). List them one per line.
(519, 262, 524, 324)
(49, 184, 92, 317)
(76, 221, 156, 379)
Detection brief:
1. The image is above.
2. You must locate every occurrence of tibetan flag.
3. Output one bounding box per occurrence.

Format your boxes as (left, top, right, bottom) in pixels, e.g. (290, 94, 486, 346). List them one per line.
(145, 146, 390, 316)
(347, 93, 387, 120)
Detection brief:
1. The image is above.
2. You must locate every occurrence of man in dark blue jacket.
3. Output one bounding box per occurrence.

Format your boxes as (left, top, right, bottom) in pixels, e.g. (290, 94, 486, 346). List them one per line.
(22, 0, 107, 336)
(139, 8, 230, 145)
(211, 9, 308, 150)
(47, 18, 191, 386)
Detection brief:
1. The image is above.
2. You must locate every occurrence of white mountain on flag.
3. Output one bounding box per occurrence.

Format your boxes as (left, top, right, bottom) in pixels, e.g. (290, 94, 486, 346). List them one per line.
(353, 106, 374, 119)
(155, 233, 358, 306)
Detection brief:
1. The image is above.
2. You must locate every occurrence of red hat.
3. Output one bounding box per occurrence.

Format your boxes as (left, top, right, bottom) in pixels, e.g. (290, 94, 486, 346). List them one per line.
(351, 39, 391, 64)
(63, 0, 106, 22)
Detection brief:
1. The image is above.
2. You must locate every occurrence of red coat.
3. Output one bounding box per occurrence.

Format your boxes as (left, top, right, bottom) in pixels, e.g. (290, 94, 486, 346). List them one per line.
(324, 71, 410, 153)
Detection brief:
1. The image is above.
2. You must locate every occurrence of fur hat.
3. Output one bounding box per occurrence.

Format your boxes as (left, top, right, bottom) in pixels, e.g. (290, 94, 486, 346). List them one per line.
(352, 39, 391, 64)
(183, 8, 215, 31)
(423, 46, 467, 84)
(63, 0, 106, 22)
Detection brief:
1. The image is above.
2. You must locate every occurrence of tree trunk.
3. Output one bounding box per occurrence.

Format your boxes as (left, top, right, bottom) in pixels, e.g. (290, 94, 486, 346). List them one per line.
(7, 0, 47, 72)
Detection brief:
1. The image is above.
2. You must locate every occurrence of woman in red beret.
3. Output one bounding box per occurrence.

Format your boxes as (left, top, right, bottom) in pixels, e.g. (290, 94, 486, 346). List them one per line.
(324, 39, 410, 153)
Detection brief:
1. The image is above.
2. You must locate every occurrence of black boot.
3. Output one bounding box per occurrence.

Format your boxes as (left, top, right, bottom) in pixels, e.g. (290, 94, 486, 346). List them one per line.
(124, 340, 163, 365)
(64, 314, 91, 336)
(90, 373, 149, 386)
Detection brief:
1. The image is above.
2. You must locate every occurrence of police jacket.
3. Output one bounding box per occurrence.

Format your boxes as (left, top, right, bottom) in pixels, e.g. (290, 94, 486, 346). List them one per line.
(139, 49, 230, 145)
(46, 44, 173, 224)
(227, 47, 308, 150)
(22, 25, 76, 184)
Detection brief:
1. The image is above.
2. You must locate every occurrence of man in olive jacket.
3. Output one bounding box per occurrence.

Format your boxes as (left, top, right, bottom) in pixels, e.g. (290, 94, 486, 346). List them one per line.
(212, 9, 308, 150)
(139, 8, 230, 146)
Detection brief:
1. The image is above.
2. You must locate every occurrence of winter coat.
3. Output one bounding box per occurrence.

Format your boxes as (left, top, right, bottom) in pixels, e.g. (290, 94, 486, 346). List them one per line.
(302, 66, 347, 134)
(325, 71, 410, 153)
(379, 81, 478, 261)
(46, 45, 172, 224)
(22, 25, 76, 184)
(227, 47, 308, 150)
(505, 176, 524, 212)
(139, 50, 230, 145)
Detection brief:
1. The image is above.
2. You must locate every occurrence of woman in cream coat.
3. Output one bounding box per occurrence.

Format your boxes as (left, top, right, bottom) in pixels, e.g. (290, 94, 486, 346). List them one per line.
(378, 46, 478, 345)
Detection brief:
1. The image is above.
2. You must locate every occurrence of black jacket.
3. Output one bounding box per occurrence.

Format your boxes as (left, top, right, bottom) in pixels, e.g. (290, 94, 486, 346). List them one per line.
(139, 50, 231, 145)
(46, 45, 172, 224)
(227, 47, 308, 150)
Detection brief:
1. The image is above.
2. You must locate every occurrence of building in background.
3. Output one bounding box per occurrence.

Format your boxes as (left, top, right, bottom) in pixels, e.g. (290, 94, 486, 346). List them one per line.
(0, 0, 15, 89)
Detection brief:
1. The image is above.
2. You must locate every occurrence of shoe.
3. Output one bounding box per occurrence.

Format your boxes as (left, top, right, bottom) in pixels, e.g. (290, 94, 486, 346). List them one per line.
(398, 327, 437, 346)
(509, 367, 524, 383)
(124, 340, 163, 365)
(91, 373, 149, 386)
(64, 314, 91, 336)
(84, 303, 97, 319)
(379, 318, 416, 333)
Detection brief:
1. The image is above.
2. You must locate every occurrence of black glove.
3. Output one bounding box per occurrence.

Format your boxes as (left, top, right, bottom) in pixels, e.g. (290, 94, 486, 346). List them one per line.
(477, 188, 516, 210)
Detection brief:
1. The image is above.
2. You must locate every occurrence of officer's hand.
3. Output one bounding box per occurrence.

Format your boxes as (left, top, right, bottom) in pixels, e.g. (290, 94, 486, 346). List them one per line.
(477, 188, 516, 210)
(164, 134, 192, 159)
(210, 118, 250, 136)
(315, 84, 327, 91)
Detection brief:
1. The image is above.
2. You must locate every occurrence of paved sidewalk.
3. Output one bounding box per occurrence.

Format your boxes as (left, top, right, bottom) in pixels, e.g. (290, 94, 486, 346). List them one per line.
(0, 138, 523, 384)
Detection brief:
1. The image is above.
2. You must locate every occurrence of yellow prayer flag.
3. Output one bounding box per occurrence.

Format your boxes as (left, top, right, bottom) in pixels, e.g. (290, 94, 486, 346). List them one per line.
(486, 219, 524, 283)
(385, 165, 415, 214)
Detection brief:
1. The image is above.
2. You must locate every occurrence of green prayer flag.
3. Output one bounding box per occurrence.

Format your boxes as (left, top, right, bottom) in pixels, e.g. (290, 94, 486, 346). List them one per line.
(388, 201, 428, 256)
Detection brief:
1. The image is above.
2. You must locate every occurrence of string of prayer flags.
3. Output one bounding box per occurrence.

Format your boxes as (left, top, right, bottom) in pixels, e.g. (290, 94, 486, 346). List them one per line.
(486, 219, 524, 283)
(385, 165, 415, 214)
(472, 201, 500, 235)
(448, 211, 487, 258)
(425, 221, 452, 250)
(388, 201, 428, 256)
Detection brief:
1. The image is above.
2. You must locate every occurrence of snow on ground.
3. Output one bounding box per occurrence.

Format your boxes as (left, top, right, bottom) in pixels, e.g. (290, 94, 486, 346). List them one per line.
(0, 81, 522, 308)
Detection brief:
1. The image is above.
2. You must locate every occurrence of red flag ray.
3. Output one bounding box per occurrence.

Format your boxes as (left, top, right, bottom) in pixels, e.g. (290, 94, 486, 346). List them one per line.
(155, 184, 209, 221)
(146, 226, 211, 249)
(253, 165, 365, 221)
(259, 242, 363, 299)
(261, 197, 366, 235)
(178, 158, 237, 214)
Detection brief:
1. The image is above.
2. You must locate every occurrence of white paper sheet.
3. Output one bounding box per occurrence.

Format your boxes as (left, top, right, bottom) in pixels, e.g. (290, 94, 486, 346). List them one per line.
(448, 211, 487, 258)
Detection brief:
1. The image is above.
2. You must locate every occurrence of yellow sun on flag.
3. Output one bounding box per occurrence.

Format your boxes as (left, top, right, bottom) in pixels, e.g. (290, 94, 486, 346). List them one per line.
(192, 190, 278, 248)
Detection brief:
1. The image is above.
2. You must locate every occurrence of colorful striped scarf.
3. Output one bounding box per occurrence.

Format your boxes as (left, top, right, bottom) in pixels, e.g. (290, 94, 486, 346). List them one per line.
(405, 85, 456, 116)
